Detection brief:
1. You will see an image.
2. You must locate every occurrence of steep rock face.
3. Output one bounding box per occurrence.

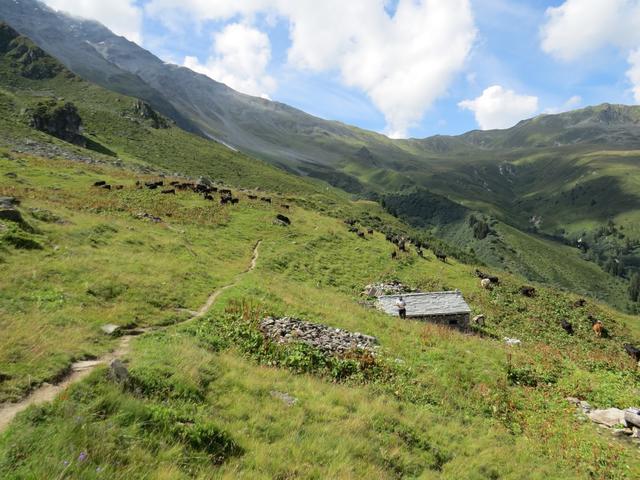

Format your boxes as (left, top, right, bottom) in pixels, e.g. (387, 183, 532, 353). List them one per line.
(133, 100, 170, 129)
(0, 22, 62, 79)
(29, 101, 85, 146)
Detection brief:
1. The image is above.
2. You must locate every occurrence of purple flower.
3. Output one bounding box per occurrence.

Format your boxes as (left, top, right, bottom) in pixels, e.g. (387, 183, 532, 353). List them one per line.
(78, 451, 88, 462)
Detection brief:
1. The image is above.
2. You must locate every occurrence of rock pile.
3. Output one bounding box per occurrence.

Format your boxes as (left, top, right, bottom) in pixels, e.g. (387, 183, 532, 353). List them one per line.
(567, 398, 640, 441)
(362, 281, 414, 298)
(259, 317, 378, 357)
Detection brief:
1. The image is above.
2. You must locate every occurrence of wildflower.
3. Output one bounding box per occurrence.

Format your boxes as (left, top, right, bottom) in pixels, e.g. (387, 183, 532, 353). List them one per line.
(62, 460, 70, 467)
(78, 451, 88, 462)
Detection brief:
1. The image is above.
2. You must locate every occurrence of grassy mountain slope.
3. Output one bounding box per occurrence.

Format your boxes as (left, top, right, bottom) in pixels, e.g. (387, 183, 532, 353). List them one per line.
(1, 138, 639, 479)
(0, 23, 639, 480)
(2, 2, 640, 312)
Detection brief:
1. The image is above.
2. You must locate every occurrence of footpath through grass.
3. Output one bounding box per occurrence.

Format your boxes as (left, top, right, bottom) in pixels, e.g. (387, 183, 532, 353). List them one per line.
(0, 151, 639, 479)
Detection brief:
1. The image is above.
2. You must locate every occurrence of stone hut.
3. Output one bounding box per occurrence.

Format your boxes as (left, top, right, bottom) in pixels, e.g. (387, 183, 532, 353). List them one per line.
(377, 291, 471, 328)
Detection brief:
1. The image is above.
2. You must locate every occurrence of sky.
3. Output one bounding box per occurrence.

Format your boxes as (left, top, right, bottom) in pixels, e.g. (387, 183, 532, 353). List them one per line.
(42, 0, 640, 139)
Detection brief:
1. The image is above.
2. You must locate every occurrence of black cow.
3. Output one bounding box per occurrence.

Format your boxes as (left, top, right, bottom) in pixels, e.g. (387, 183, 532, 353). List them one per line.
(391, 251, 397, 260)
(435, 252, 447, 263)
(220, 197, 231, 205)
(560, 319, 574, 335)
(276, 214, 291, 225)
(204, 194, 214, 201)
(248, 195, 258, 200)
(231, 198, 239, 204)
(572, 299, 587, 308)
(115, 185, 124, 190)
(368, 228, 374, 235)
(624, 344, 640, 362)
(357, 231, 365, 238)
(161, 189, 176, 195)
(93, 180, 107, 187)
(520, 286, 536, 297)
(475, 269, 500, 284)
(261, 197, 272, 203)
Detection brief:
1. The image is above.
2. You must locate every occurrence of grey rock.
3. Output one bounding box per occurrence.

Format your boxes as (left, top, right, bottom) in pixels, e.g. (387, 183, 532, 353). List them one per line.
(108, 359, 130, 385)
(624, 408, 640, 428)
(197, 176, 213, 187)
(270, 390, 297, 407)
(579, 400, 592, 413)
(259, 316, 378, 357)
(588, 408, 626, 428)
(101, 324, 122, 335)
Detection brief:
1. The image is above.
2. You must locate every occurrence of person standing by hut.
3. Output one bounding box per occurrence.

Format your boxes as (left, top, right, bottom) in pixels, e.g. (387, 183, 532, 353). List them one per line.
(396, 296, 407, 319)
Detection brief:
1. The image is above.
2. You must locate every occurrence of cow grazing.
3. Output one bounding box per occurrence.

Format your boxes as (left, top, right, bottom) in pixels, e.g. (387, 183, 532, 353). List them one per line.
(248, 195, 258, 200)
(204, 194, 214, 201)
(220, 189, 232, 196)
(357, 231, 365, 238)
(348, 226, 358, 233)
(220, 197, 231, 205)
(261, 197, 272, 203)
(623, 344, 640, 362)
(560, 319, 574, 335)
(283, 204, 291, 210)
(161, 189, 176, 195)
(480, 278, 493, 290)
(231, 198, 239, 205)
(368, 228, 374, 235)
(592, 320, 604, 337)
(93, 180, 107, 187)
(276, 214, 291, 225)
(475, 269, 500, 285)
(391, 251, 397, 260)
(473, 315, 486, 327)
(572, 299, 587, 308)
(435, 252, 447, 263)
(520, 286, 536, 297)
(344, 219, 356, 226)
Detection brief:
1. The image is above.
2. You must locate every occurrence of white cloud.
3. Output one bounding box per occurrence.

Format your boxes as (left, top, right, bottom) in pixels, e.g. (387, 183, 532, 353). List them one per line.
(459, 85, 539, 130)
(545, 95, 582, 114)
(42, 0, 143, 44)
(540, 0, 640, 102)
(628, 49, 640, 102)
(146, 0, 477, 138)
(184, 23, 276, 98)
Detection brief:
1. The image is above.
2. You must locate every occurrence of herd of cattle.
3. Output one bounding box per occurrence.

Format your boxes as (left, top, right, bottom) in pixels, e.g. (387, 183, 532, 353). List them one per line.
(475, 269, 640, 363)
(344, 219, 448, 262)
(92, 178, 290, 210)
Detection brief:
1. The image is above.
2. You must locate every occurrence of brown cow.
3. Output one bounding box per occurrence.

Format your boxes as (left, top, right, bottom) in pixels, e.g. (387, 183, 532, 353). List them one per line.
(592, 320, 604, 337)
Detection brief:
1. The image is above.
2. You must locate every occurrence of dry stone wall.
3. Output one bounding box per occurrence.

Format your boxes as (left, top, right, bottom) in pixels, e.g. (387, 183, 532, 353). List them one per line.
(259, 317, 378, 357)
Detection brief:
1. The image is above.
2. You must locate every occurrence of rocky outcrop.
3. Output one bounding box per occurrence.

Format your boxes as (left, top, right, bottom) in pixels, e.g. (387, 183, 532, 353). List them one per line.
(29, 101, 85, 146)
(259, 317, 378, 357)
(0, 23, 63, 79)
(363, 281, 414, 298)
(0, 196, 23, 223)
(133, 100, 170, 129)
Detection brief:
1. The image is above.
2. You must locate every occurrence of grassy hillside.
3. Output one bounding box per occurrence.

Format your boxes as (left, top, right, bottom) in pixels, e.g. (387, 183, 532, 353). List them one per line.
(0, 22, 639, 479)
(1, 145, 639, 479)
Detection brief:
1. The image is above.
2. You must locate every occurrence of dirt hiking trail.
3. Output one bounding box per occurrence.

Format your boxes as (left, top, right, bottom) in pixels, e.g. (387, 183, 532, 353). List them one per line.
(0, 241, 262, 433)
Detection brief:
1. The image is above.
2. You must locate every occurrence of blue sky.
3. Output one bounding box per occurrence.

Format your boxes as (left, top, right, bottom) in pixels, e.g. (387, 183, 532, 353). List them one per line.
(43, 0, 640, 138)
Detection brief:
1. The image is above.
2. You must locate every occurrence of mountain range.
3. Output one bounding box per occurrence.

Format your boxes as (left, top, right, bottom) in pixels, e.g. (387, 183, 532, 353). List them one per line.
(1, 0, 640, 309)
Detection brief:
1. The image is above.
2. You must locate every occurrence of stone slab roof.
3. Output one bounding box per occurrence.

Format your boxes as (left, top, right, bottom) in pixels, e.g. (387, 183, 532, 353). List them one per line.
(377, 291, 471, 317)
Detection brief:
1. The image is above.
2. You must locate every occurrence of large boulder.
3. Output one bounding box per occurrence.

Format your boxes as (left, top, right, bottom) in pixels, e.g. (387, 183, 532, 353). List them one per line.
(0, 197, 23, 223)
(29, 101, 85, 146)
(588, 408, 626, 427)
